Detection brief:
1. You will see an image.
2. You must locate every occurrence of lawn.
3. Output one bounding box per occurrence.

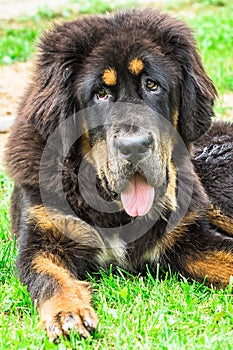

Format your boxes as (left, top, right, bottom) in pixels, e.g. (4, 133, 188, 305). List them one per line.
(0, 0, 233, 349)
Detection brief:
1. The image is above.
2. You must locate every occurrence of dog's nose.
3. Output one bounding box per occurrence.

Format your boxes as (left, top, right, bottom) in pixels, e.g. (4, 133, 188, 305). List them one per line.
(116, 134, 153, 163)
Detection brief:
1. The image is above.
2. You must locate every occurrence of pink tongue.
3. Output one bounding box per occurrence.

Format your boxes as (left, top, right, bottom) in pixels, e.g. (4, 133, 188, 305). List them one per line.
(121, 173, 155, 217)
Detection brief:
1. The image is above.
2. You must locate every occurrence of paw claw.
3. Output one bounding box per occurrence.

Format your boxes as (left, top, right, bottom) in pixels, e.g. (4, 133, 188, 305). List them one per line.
(83, 316, 98, 333)
(82, 307, 98, 331)
(76, 325, 90, 338)
(62, 314, 76, 332)
(48, 323, 62, 343)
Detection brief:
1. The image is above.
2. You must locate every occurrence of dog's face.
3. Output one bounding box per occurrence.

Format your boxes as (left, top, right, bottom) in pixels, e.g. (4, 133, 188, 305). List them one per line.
(32, 10, 217, 219)
(77, 44, 180, 217)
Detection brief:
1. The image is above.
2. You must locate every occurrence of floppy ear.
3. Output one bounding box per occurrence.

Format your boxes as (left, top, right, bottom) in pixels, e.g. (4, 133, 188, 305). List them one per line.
(178, 45, 217, 142)
(152, 13, 217, 142)
(20, 17, 108, 138)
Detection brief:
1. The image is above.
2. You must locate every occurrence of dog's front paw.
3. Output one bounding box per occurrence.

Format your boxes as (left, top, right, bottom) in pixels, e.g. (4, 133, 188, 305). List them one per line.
(40, 293, 98, 342)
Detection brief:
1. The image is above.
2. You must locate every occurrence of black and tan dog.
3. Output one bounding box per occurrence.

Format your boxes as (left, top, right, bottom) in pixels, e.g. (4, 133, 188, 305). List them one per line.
(4, 9, 233, 341)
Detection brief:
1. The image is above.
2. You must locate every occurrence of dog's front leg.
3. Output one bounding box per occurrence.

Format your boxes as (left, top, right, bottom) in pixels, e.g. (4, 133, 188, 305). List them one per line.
(16, 204, 103, 342)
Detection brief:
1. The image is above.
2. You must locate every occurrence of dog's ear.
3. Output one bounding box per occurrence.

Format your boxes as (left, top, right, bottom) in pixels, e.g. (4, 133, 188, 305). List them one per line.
(177, 43, 217, 142)
(155, 14, 217, 142)
(21, 18, 107, 137)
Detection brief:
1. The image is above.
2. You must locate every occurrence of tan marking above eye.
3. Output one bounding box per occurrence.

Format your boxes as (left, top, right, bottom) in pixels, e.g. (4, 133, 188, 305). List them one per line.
(102, 68, 117, 86)
(128, 58, 144, 75)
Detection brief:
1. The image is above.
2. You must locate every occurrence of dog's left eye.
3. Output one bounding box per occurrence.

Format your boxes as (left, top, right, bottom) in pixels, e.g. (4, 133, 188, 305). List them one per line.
(95, 88, 109, 101)
(145, 78, 160, 93)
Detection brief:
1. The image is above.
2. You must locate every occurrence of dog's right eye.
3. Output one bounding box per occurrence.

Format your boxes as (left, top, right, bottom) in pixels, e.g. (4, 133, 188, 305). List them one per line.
(95, 88, 109, 101)
(145, 78, 160, 93)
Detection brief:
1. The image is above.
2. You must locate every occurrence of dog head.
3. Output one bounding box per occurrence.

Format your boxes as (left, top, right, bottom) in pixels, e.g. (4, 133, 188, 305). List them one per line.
(24, 9, 217, 218)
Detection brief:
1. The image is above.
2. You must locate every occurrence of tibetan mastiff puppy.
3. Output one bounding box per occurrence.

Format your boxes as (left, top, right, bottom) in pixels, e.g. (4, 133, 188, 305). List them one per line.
(5, 9, 233, 341)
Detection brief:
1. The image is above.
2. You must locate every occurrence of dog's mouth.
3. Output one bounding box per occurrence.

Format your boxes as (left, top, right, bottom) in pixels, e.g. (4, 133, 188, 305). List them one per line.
(120, 172, 155, 217)
(101, 158, 169, 217)
(98, 168, 168, 218)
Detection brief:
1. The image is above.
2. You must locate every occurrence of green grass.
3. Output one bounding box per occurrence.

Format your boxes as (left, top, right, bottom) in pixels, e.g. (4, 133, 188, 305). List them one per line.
(75, 0, 139, 14)
(0, 0, 138, 65)
(186, 3, 233, 93)
(1, 171, 233, 349)
(0, 9, 65, 65)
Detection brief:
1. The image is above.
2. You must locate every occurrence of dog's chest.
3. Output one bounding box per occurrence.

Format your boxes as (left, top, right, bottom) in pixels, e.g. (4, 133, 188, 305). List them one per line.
(96, 235, 161, 271)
